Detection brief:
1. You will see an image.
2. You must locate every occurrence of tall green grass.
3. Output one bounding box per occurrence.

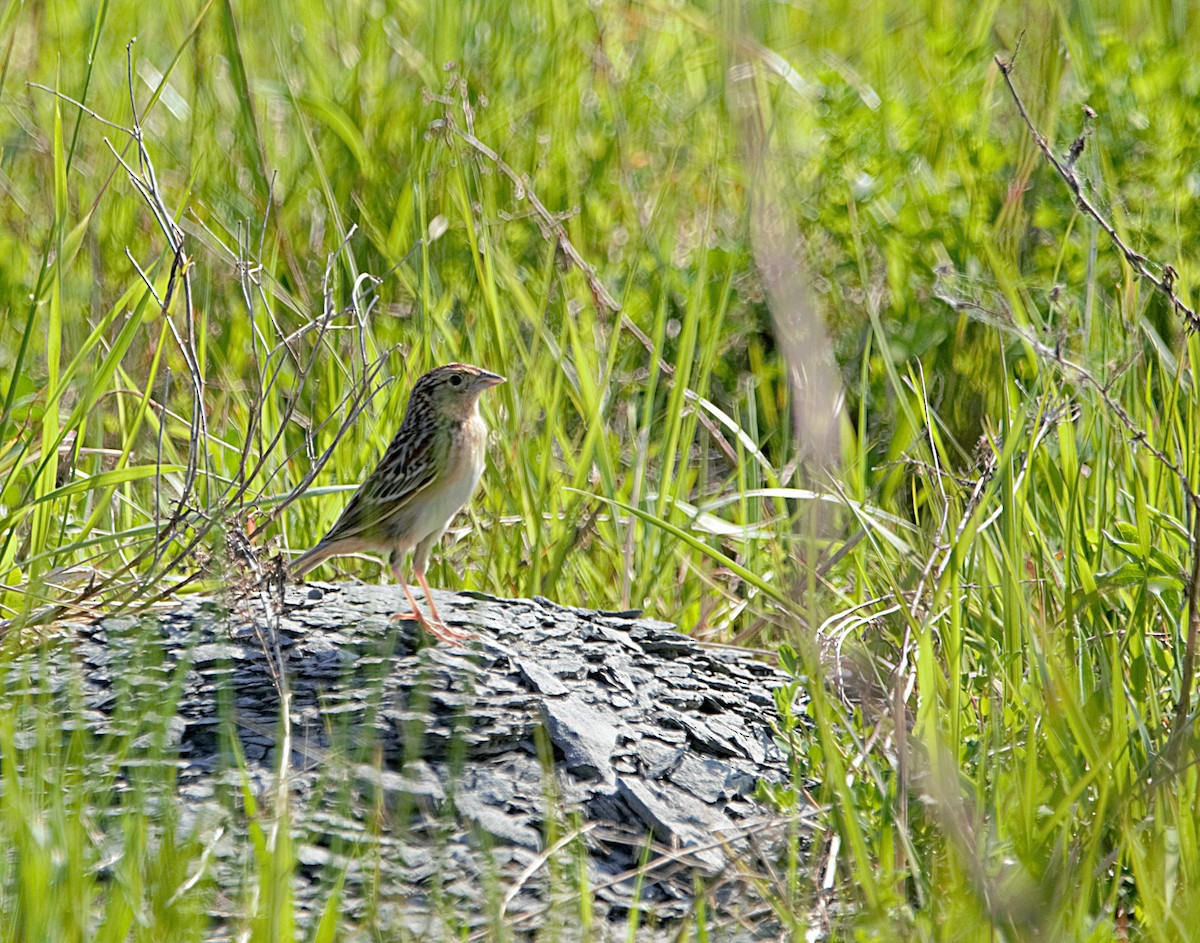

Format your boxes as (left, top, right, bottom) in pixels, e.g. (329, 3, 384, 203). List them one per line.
(3, 0, 1200, 938)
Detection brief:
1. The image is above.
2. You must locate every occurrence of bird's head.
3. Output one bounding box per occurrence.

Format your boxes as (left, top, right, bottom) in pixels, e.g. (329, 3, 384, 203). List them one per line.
(410, 363, 506, 421)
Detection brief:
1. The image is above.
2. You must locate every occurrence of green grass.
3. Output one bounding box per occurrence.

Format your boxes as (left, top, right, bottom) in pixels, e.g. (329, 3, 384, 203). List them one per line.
(4, 0, 1200, 938)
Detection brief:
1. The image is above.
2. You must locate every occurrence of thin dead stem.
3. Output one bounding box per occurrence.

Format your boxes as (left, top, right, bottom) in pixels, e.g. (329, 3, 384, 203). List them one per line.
(995, 46, 1199, 331)
(997, 43, 1200, 747)
(436, 77, 746, 470)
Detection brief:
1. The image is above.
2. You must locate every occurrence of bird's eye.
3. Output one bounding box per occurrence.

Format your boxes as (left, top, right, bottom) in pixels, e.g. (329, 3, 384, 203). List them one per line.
(449, 374, 464, 387)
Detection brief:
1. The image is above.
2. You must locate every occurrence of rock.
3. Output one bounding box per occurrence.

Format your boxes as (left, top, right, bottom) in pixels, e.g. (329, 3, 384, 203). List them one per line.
(541, 695, 621, 782)
(516, 657, 568, 696)
(3, 585, 814, 941)
(669, 754, 737, 804)
(618, 775, 734, 872)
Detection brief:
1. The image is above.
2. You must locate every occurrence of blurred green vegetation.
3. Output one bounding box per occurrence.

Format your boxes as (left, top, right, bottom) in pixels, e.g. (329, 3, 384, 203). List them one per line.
(4, 0, 1200, 938)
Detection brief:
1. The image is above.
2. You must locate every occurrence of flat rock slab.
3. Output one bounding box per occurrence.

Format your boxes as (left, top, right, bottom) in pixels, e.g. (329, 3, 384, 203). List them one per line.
(3, 584, 815, 940)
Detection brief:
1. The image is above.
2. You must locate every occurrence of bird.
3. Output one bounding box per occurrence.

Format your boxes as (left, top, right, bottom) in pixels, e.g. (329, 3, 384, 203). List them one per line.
(291, 363, 505, 644)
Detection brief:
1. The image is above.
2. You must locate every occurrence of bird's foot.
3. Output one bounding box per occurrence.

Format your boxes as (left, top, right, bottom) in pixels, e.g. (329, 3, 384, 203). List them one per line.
(390, 610, 475, 645)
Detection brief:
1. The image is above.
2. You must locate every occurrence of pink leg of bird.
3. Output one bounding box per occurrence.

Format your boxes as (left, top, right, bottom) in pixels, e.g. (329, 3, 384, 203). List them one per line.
(414, 569, 474, 640)
(389, 564, 474, 644)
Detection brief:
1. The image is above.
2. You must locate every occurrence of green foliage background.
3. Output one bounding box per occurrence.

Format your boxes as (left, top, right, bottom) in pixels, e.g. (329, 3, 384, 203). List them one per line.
(3, 0, 1200, 939)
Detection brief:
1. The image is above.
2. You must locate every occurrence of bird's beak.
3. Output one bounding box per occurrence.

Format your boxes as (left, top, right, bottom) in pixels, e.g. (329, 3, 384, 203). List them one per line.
(477, 371, 506, 389)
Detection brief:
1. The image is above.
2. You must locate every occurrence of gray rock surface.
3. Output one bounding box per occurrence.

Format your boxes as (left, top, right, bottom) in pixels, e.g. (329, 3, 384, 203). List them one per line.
(5, 583, 816, 940)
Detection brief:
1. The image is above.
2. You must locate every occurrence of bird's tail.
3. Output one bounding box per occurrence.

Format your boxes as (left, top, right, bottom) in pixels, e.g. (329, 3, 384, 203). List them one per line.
(291, 542, 333, 578)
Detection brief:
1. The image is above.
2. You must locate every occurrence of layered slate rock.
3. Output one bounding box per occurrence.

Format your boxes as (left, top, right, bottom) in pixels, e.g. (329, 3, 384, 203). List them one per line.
(10, 584, 815, 940)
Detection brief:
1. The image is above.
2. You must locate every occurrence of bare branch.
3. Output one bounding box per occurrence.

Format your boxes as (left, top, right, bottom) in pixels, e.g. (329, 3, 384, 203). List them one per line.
(994, 52, 1199, 332)
(438, 82, 745, 467)
(25, 82, 133, 135)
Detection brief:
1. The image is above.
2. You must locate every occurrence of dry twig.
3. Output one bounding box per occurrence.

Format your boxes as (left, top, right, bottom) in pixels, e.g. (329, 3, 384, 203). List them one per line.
(994, 47, 1198, 331)
(996, 41, 1200, 777)
(435, 78, 750, 471)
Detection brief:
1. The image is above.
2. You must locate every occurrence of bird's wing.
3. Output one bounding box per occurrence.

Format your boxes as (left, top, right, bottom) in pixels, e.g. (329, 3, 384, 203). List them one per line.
(319, 421, 449, 546)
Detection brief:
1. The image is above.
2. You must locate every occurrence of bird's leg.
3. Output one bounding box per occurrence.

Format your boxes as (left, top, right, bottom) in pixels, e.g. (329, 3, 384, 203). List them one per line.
(389, 563, 472, 644)
(414, 569, 475, 641)
(390, 570, 428, 623)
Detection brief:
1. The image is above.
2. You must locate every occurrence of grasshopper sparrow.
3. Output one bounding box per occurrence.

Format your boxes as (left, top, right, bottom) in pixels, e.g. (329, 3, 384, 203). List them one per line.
(292, 363, 505, 644)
